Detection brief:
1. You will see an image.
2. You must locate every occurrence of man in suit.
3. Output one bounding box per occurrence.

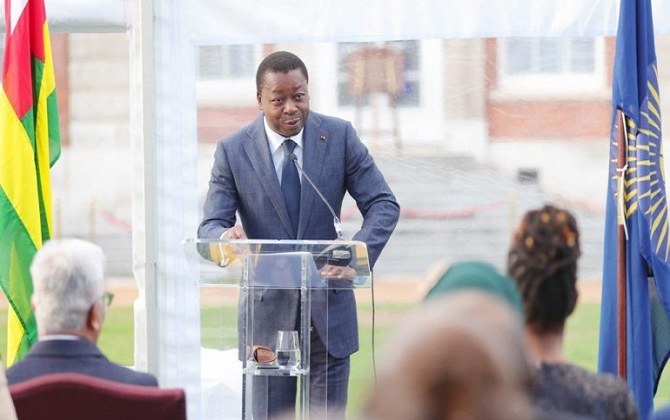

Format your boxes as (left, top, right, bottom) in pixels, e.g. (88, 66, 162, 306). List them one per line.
(198, 51, 400, 418)
(7, 238, 158, 387)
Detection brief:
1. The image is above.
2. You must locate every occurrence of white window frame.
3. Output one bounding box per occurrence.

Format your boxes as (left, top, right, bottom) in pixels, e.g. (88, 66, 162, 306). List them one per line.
(495, 37, 608, 100)
(195, 44, 262, 107)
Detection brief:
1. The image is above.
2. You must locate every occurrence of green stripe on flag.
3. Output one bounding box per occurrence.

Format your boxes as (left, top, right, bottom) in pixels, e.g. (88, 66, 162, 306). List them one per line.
(19, 108, 36, 153)
(46, 90, 61, 165)
(32, 55, 44, 120)
(0, 187, 39, 361)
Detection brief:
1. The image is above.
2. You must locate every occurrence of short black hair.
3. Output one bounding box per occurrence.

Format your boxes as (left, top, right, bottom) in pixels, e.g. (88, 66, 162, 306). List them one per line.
(256, 51, 309, 94)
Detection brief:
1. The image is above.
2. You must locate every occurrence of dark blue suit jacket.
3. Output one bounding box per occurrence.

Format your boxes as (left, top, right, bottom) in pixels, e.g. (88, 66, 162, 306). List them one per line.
(199, 111, 400, 358)
(6, 339, 158, 387)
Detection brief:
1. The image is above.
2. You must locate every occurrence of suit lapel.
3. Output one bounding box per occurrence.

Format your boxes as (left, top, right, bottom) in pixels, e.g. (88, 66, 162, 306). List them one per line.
(243, 115, 295, 237)
(299, 113, 328, 238)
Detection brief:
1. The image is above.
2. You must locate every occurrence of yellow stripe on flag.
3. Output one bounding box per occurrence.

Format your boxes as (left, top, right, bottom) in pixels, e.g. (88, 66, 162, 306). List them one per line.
(34, 22, 57, 238)
(6, 308, 25, 366)
(40, 22, 56, 95)
(0, 92, 43, 249)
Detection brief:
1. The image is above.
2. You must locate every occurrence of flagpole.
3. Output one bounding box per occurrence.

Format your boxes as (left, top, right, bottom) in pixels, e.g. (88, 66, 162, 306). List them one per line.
(617, 109, 627, 380)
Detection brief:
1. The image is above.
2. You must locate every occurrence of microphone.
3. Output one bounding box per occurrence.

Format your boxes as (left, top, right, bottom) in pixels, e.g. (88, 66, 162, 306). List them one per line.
(290, 154, 353, 267)
(290, 154, 344, 240)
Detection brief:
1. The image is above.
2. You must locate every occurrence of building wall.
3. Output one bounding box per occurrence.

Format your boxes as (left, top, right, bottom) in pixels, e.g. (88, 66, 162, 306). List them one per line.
(54, 34, 670, 271)
(442, 39, 488, 159)
(488, 100, 611, 140)
(52, 33, 132, 274)
(443, 39, 486, 120)
(485, 37, 615, 143)
(483, 37, 621, 207)
(51, 34, 69, 146)
(197, 106, 259, 143)
(68, 33, 130, 148)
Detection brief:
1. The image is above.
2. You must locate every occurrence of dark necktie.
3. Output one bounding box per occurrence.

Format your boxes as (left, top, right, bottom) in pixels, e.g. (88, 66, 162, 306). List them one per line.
(281, 139, 301, 235)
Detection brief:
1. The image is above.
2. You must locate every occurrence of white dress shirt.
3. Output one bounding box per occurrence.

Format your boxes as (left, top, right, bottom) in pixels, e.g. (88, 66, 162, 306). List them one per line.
(263, 117, 304, 185)
(219, 118, 305, 239)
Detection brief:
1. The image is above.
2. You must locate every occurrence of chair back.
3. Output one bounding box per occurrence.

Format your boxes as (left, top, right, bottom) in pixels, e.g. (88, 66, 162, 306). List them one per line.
(9, 373, 186, 420)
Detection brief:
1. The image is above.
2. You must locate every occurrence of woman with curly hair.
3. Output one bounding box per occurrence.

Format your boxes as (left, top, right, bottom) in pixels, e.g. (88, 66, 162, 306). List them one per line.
(508, 204, 638, 420)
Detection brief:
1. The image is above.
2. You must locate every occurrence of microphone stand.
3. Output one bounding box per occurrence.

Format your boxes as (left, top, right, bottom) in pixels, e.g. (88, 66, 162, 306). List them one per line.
(290, 154, 344, 240)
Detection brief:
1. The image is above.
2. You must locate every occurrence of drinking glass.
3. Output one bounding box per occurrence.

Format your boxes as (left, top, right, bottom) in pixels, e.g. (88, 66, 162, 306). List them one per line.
(275, 330, 301, 369)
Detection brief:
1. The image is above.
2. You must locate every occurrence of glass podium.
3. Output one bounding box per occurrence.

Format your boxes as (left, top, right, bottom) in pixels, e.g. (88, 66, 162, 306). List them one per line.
(183, 238, 371, 419)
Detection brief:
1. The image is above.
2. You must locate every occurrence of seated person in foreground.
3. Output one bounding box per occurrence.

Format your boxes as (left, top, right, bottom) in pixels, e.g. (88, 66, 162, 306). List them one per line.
(361, 290, 535, 420)
(507, 204, 637, 420)
(7, 238, 158, 387)
(0, 365, 16, 420)
(424, 260, 523, 316)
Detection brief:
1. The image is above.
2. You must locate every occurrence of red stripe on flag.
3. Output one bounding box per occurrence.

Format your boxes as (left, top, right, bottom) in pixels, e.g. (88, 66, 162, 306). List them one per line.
(1, 1, 35, 120)
(28, 0, 45, 61)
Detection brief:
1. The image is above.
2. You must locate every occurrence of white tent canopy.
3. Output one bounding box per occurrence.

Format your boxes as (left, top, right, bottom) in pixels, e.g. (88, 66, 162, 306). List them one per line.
(5, 0, 668, 418)
(3, 0, 670, 37)
(187, 0, 625, 42)
(0, 0, 126, 32)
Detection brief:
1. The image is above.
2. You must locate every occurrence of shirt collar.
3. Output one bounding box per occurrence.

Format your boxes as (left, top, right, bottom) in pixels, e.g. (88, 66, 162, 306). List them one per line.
(40, 334, 82, 341)
(263, 117, 304, 154)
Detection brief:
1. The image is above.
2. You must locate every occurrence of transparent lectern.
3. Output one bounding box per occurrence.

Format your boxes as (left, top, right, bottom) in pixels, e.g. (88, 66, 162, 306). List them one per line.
(183, 238, 371, 419)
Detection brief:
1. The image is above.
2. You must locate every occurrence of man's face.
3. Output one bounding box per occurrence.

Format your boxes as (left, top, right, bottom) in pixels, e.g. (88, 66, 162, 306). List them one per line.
(257, 69, 310, 138)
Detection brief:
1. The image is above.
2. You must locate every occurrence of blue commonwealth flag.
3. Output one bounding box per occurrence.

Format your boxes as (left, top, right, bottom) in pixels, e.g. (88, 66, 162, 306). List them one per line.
(598, 0, 670, 418)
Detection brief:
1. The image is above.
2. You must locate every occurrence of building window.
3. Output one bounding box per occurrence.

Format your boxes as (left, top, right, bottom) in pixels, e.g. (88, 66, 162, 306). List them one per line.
(197, 45, 256, 80)
(337, 41, 420, 107)
(195, 44, 261, 107)
(505, 38, 595, 75)
(498, 37, 604, 94)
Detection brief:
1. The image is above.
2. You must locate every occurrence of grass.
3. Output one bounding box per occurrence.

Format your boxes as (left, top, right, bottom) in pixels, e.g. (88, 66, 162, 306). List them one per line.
(2, 300, 670, 415)
(97, 305, 136, 366)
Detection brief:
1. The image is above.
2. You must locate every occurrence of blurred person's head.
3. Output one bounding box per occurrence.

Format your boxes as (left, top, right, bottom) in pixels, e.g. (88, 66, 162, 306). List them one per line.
(425, 260, 523, 316)
(363, 291, 534, 420)
(30, 239, 109, 342)
(507, 204, 581, 333)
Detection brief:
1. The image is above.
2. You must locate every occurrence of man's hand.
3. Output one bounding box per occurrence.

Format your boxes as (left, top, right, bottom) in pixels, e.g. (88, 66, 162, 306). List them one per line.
(223, 225, 247, 240)
(319, 264, 356, 280)
(213, 225, 248, 266)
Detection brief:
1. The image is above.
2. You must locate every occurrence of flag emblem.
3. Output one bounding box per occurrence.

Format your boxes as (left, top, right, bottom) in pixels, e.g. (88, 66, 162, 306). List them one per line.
(612, 63, 668, 262)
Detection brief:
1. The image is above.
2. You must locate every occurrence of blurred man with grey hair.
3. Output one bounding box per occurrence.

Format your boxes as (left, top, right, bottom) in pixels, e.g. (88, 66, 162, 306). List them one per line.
(6, 238, 157, 387)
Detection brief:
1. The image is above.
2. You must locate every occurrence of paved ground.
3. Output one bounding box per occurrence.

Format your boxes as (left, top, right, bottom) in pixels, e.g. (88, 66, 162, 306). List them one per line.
(98, 276, 603, 307)
(0, 272, 602, 309)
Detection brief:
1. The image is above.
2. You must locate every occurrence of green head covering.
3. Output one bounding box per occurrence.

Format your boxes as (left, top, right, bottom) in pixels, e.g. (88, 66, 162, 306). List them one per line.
(424, 261, 523, 316)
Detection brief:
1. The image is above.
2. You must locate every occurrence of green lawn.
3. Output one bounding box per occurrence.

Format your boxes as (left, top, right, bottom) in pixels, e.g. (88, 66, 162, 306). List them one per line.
(348, 301, 670, 414)
(1, 301, 669, 415)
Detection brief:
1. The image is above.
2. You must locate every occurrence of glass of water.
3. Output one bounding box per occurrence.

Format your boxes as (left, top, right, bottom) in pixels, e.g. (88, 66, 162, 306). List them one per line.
(275, 330, 301, 369)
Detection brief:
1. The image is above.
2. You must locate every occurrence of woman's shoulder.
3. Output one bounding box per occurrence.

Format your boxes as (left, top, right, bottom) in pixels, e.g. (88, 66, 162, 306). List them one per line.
(541, 363, 626, 388)
(536, 363, 638, 420)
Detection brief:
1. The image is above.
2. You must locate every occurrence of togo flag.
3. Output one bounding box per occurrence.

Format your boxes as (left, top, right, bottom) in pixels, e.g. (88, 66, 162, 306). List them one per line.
(1, 0, 60, 365)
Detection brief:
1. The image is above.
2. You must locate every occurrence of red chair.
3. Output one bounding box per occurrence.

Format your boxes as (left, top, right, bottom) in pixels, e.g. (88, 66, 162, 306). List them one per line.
(9, 373, 186, 420)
